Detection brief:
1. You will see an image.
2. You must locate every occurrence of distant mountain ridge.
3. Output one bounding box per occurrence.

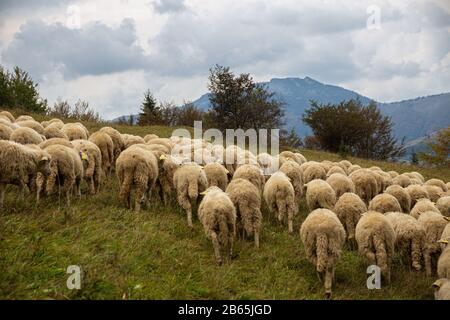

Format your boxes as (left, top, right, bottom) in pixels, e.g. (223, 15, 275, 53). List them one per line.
(113, 76, 450, 155)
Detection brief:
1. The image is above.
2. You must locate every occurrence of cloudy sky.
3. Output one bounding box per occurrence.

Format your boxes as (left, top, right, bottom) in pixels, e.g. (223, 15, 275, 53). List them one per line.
(0, 0, 449, 119)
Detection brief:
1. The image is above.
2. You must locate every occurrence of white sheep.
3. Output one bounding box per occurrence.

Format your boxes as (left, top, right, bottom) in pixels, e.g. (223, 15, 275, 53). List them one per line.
(355, 211, 395, 283)
(385, 212, 425, 271)
(263, 171, 297, 233)
(173, 162, 208, 227)
(436, 196, 450, 217)
(418, 210, 449, 276)
(0, 141, 51, 208)
(226, 178, 262, 248)
(368, 193, 402, 214)
(305, 179, 336, 212)
(300, 208, 346, 299)
(198, 186, 236, 265)
(333, 192, 367, 249)
(326, 173, 355, 199)
(116, 146, 159, 212)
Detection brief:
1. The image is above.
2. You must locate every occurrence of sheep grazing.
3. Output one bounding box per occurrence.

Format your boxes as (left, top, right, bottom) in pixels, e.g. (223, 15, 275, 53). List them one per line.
(432, 278, 450, 300)
(294, 152, 307, 164)
(39, 138, 73, 149)
(146, 138, 173, 151)
(43, 125, 68, 140)
(338, 160, 352, 171)
(347, 164, 361, 174)
(349, 169, 379, 205)
(410, 198, 440, 219)
(355, 211, 395, 283)
(17, 120, 44, 134)
(15, 115, 33, 122)
(333, 192, 367, 248)
(278, 151, 302, 166)
(424, 185, 443, 203)
(122, 134, 145, 149)
(385, 212, 425, 271)
(303, 163, 327, 184)
(425, 178, 447, 192)
(10, 127, 44, 145)
(157, 154, 183, 205)
(438, 245, 450, 279)
(263, 171, 297, 233)
(0, 110, 15, 122)
(226, 178, 262, 248)
(409, 171, 425, 183)
(0, 124, 13, 140)
(305, 179, 337, 212)
(368, 193, 402, 214)
(418, 211, 449, 276)
(387, 171, 399, 178)
(89, 131, 114, 176)
(327, 166, 346, 177)
(197, 187, 236, 265)
(46, 118, 64, 129)
(99, 127, 125, 165)
(257, 153, 276, 176)
(71, 139, 103, 195)
(371, 171, 386, 194)
(116, 146, 159, 212)
(405, 184, 429, 208)
(204, 162, 229, 191)
(392, 174, 412, 188)
(279, 160, 303, 203)
(173, 163, 208, 227)
(326, 173, 355, 199)
(62, 123, 89, 141)
(144, 134, 159, 143)
(0, 141, 51, 208)
(384, 185, 411, 213)
(233, 164, 265, 192)
(38, 144, 85, 205)
(436, 196, 450, 217)
(300, 208, 346, 299)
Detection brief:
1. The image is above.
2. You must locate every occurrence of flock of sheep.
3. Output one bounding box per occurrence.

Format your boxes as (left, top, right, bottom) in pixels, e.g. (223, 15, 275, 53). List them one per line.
(1, 109, 450, 300)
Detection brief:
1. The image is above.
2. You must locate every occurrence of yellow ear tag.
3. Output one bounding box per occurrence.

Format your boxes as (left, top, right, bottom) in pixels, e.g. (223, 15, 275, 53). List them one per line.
(438, 239, 449, 244)
(160, 154, 166, 160)
(200, 191, 207, 195)
(81, 153, 88, 161)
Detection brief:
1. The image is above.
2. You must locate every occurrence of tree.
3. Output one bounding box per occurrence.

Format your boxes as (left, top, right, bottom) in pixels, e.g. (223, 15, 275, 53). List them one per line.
(280, 127, 302, 149)
(207, 65, 284, 131)
(419, 126, 450, 167)
(410, 151, 419, 165)
(138, 90, 163, 126)
(7, 66, 47, 113)
(0, 66, 11, 107)
(302, 99, 404, 160)
(175, 102, 204, 126)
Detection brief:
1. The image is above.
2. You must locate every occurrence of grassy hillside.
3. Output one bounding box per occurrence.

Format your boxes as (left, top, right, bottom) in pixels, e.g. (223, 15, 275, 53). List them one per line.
(0, 118, 449, 300)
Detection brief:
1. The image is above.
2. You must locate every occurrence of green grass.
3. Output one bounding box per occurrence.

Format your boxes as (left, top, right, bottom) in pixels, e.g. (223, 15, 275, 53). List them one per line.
(0, 117, 449, 300)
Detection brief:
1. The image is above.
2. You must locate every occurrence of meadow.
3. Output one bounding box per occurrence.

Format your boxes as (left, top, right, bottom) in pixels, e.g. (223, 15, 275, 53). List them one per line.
(0, 119, 449, 300)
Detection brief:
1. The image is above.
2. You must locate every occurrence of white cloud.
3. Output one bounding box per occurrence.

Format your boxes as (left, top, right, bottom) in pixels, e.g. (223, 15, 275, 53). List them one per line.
(0, 0, 449, 117)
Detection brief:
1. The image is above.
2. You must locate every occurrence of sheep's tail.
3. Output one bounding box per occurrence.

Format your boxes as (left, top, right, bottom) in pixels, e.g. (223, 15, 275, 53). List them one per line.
(188, 180, 198, 200)
(372, 234, 388, 273)
(239, 202, 259, 235)
(316, 234, 328, 273)
(217, 209, 230, 247)
(119, 166, 135, 201)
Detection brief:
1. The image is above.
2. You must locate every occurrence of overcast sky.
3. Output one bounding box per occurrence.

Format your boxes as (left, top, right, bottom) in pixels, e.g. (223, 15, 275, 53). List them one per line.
(0, 0, 449, 119)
